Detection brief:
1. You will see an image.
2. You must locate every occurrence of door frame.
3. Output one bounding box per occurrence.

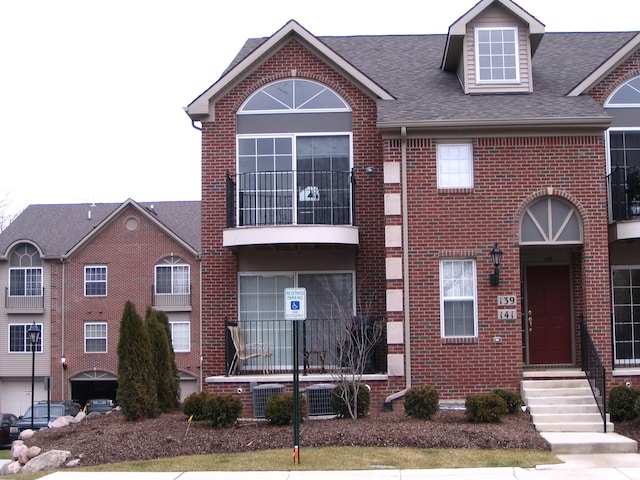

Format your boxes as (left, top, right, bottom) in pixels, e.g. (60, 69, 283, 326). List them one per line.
(522, 260, 576, 366)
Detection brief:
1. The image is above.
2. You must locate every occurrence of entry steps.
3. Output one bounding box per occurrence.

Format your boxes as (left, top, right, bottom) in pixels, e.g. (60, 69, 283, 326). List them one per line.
(522, 369, 637, 454)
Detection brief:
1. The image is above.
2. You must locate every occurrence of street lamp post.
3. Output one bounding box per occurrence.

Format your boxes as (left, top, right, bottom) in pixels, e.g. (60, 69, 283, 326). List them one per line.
(27, 322, 41, 430)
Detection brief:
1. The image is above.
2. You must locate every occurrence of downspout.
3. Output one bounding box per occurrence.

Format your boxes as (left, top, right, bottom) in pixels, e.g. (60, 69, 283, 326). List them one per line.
(199, 257, 203, 392)
(385, 126, 412, 405)
(60, 258, 65, 401)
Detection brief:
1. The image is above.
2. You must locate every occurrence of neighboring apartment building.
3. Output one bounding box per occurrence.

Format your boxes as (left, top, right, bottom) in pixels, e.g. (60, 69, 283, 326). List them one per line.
(184, 0, 640, 412)
(0, 200, 201, 415)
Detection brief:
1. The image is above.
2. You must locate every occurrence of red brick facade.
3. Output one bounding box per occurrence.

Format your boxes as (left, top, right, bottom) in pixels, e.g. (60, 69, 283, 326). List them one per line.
(48, 205, 201, 402)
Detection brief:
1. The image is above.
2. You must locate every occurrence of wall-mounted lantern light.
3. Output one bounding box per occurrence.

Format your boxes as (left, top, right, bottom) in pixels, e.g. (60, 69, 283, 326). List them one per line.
(490, 243, 503, 286)
(61, 356, 68, 370)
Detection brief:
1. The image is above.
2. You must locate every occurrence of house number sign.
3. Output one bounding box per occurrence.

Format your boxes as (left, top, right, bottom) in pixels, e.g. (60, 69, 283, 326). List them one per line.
(498, 309, 517, 320)
(497, 295, 517, 306)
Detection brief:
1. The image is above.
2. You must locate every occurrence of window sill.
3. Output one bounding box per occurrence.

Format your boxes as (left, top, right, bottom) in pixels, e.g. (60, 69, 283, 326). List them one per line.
(437, 188, 474, 194)
(442, 337, 478, 344)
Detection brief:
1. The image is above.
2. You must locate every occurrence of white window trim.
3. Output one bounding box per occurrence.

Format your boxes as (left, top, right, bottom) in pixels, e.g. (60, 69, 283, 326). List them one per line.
(84, 265, 108, 297)
(84, 322, 108, 353)
(8, 323, 44, 353)
(154, 264, 191, 295)
(474, 27, 520, 84)
(436, 143, 474, 189)
(439, 259, 478, 338)
(8, 267, 43, 297)
(169, 321, 191, 353)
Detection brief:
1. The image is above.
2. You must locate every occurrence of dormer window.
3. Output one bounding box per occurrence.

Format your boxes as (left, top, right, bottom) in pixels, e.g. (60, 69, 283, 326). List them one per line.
(475, 27, 519, 83)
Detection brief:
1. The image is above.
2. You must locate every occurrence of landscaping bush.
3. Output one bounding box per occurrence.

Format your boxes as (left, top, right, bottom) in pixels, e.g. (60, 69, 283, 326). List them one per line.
(332, 383, 370, 418)
(183, 391, 211, 421)
(264, 392, 307, 426)
(206, 394, 243, 429)
(404, 385, 440, 420)
(465, 393, 509, 423)
(492, 389, 522, 414)
(610, 385, 640, 421)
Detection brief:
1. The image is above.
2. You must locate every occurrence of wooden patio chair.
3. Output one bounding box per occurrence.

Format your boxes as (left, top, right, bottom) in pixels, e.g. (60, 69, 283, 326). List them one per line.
(227, 325, 272, 375)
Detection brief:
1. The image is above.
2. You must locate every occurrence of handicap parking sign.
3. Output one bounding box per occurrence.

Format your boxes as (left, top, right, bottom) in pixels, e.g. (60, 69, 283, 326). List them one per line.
(284, 288, 306, 320)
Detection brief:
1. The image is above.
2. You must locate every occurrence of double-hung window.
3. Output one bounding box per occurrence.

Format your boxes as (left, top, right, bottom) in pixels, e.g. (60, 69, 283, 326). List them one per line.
(8, 323, 43, 353)
(85, 322, 107, 353)
(475, 27, 519, 83)
(85, 266, 107, 296)
(440, 259, 477, 338)
(437, 143, 473, 189)
(169, 322, 190, 352)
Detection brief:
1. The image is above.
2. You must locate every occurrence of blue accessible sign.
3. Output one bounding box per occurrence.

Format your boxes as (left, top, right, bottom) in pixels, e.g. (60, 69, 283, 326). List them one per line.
(284, 288, 307, 321)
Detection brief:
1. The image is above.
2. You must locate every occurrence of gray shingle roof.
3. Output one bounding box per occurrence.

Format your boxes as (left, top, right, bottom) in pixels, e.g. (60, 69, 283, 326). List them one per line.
(228, 31, 637, 124)
(0, 201, 201, 258)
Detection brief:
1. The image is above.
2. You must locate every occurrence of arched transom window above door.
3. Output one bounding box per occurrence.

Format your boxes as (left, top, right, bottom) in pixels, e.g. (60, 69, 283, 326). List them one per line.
(239, 79, 350, 113)
(520, 197, 583, 245)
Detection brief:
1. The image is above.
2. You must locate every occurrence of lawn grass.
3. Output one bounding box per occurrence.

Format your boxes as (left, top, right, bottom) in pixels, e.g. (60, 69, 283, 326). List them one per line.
(1, 447, 560, 479)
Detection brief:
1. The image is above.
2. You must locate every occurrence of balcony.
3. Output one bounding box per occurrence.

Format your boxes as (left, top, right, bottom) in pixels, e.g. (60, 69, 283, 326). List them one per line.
(223, 170, 359, 247)
(225, 317, 382, 376)
(4, 287, 45, 313)
(152, 285, 192, 311)
(607, 166, 640, 241)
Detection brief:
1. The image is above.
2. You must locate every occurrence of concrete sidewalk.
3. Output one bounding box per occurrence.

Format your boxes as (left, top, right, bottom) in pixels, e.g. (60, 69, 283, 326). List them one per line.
(12, 453, 640, 480)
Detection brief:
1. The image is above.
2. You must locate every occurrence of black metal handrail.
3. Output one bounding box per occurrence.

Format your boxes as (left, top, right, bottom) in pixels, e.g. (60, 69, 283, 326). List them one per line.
(580, 317, 607, 432)
(225, 317, 381, 376)
(226, 170, 355, 228)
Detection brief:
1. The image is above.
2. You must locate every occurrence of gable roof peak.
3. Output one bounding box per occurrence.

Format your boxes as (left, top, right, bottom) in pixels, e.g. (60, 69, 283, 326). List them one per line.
(185, 19, 393, 120)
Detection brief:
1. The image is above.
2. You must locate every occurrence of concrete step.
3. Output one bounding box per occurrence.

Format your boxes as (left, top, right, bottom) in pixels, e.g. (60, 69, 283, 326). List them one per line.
(529, 403, 601, 415)
(523, 386, 593, 397)
(522, 378, 590, 389)
(532, 412, 609, 424)
(536, 421, 615, 433)
(541, 432, 638, 454)
(525, 395, 596, 406)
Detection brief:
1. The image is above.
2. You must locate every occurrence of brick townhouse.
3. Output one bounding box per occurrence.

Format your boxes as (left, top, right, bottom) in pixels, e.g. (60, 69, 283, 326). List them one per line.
(183, 0, 640, 417)
(2, 0, 640, 421)
(0, 200, 201, 415)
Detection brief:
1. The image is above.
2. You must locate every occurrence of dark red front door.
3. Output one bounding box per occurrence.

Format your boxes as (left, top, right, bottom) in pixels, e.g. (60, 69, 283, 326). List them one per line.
(526, 265, 572, 364)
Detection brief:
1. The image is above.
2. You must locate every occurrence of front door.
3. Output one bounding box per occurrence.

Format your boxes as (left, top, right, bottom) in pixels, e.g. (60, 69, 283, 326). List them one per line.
(526, 265, 572, 364)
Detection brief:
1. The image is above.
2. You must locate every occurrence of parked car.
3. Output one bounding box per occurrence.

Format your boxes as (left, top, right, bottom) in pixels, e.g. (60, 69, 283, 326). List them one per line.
(9, 403, 68, 442)
(85, 398, 115, 414)
(0, 413, 18, 448)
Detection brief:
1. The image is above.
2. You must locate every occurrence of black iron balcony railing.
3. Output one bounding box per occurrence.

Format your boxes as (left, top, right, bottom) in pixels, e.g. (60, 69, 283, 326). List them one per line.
(607, 165, 640, 222)
(225, 317, 381, 376)
(226, 170, 356, 228)
(152, 284, 192, 309)
(5, 287, 45, 310)
(580, 317, 607, 433)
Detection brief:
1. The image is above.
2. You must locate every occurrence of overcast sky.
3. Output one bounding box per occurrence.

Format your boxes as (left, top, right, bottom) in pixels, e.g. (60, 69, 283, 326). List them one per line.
(1, 0, 637, 219)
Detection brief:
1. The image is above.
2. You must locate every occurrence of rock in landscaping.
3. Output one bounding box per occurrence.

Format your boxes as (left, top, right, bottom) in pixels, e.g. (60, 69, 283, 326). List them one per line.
(22, 449, 72, 473)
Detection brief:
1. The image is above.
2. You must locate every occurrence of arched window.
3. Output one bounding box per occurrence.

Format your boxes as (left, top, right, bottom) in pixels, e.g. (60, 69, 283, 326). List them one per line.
(239, 79, 350, 113)
(235, 79, 353, 228)
(606, 76, 640, 108)
(520, 197, 582, 245)
(8, 243, 42, 297)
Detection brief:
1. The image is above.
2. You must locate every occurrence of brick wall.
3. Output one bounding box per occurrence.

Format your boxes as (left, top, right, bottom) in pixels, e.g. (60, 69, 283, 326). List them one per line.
(385, 135, 611, 399)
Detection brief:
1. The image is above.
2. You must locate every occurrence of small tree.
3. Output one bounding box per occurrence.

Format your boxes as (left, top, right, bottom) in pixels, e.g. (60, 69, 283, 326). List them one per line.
(154, 309, 181, 408)
(145, 308, 179, 412)
(309, 285, 383, 420)
(117, 301, 159, 421)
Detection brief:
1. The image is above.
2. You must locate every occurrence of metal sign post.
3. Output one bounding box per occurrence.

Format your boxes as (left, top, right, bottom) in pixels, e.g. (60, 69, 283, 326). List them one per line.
(284, 288, 306, 465)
